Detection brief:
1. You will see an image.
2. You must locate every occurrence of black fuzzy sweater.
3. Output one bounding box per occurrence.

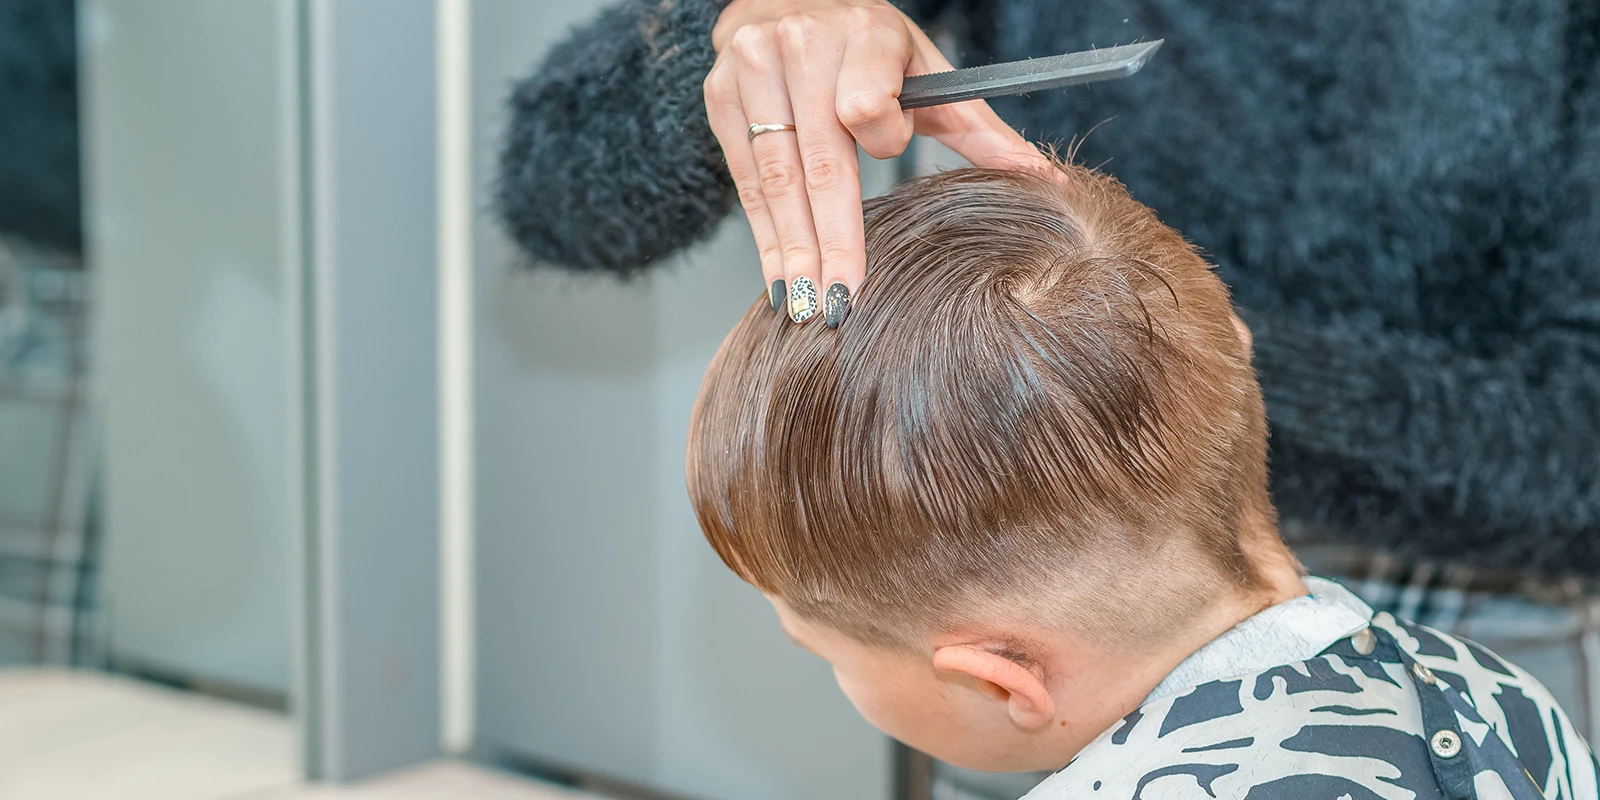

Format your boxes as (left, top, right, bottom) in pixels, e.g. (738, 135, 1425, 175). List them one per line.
(498, 0, 1600, 576)
(0, 0, 79, 251)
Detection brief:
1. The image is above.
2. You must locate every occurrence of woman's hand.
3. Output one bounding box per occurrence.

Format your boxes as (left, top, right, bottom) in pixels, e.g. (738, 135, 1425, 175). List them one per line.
(704, 0, 1042, 325)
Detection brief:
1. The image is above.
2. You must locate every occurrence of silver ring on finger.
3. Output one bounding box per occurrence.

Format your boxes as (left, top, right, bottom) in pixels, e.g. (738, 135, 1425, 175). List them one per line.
(748, 122, 798, 141)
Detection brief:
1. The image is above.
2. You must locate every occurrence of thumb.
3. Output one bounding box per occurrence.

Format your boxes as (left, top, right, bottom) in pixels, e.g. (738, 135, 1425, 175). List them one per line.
(923, 101, 1045, 170)
(903, 31, 1045, 170)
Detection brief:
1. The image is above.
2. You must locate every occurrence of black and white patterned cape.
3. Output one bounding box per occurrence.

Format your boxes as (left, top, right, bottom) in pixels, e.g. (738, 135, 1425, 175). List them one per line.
(1024, 602, 1599, 798)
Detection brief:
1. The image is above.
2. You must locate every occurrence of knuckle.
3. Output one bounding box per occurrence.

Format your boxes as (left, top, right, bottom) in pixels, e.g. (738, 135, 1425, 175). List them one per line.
(880, 23, 914, 55)
(817, 240, 858, 268)
(848, 5, 899, 31)
(774, 15, 821, 51)
(757, 158, 803, 195)
(781, 243, 819, 267)
(843, 5, 875, 26)
(702, 69, 733, 107)
(801, 153, 849, 193)
(727, 26, 773, 67)
(836, 92, 892, 130)
(857, 24, 911, 62)
(736, 182, 768, 212)
(859, 125, 912, 159)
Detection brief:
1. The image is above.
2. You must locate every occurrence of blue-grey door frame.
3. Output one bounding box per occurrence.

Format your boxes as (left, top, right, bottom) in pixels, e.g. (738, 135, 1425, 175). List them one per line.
(294, 0, 442, 780)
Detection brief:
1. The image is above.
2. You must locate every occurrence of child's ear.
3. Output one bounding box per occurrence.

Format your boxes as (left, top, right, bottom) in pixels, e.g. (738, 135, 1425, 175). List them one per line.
(932, 644, 1056, 730)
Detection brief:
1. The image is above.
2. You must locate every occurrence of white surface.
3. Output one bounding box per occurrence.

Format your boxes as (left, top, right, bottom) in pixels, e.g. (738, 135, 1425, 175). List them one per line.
(0, 669, 588, 800)
(238, 762, 589, 800)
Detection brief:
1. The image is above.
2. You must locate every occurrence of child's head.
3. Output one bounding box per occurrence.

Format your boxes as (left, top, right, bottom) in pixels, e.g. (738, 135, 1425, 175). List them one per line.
(687, 164, 1298, 771)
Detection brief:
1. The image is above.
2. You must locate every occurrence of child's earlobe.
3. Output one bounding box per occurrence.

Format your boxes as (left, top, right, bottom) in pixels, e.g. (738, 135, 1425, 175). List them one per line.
(1005, 684, 1057, 731)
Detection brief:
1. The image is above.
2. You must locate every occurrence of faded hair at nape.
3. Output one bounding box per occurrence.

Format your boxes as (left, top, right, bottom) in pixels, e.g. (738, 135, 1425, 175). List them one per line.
(686, 161, 1273, 652)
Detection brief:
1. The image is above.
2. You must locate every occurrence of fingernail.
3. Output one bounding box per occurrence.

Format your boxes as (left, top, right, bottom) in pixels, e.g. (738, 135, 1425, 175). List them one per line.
(769, 279, 786, 315)
(788, 276, 818, 323)
(824, 283, 851, 327)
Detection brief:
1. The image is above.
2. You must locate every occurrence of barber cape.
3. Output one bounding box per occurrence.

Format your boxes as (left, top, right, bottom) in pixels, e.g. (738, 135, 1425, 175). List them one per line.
(1023, 578, 1599, 800)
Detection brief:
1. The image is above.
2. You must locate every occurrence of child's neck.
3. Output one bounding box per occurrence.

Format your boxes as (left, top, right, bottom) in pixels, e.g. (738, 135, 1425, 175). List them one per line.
(1081, 521, 1308, 736)
(1059, 548, 1308, 761)
(1237, 511, 1309, 607)
(1143, 520, 1310, 694)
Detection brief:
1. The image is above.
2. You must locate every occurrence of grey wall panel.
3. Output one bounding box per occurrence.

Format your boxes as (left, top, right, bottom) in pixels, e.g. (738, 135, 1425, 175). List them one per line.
(88, 0, 447, 779)
(470, 1, 894, 797)
(86, 0, 295, 695)
(300, 0, 442, 780)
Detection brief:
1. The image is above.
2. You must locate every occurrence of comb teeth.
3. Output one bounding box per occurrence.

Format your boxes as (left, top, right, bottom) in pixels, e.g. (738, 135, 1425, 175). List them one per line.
(898, 40, 1164, 110)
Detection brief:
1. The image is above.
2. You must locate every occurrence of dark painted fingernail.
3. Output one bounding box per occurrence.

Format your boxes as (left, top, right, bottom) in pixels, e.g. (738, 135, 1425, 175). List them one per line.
(788, 276, 818, 323)
(770, 279, 786, 315)
(824, 283, 851, 327)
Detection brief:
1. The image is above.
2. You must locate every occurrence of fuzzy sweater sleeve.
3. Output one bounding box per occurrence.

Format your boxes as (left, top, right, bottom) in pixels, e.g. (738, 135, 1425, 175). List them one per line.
(1247, 310, 1600, 575)
(495, 0, 729, 276)
(0, 0, 79, 251)
(495, 0, 955, 275)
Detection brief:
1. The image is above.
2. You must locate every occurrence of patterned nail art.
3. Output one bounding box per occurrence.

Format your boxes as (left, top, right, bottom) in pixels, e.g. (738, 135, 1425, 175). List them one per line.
(788, 276, 818, 323)
(770, 279, 786, 315)
(824, 283, 851, 327)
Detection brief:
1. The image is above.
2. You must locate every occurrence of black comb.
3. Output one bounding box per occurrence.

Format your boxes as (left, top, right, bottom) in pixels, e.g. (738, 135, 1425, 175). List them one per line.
(898, 40, 1164, 110)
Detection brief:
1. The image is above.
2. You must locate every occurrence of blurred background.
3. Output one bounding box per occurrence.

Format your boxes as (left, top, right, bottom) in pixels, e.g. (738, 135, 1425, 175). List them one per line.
(2, 2, 1596, 800)
(0, 0, 902, 796)
(2, 0, 906, 798)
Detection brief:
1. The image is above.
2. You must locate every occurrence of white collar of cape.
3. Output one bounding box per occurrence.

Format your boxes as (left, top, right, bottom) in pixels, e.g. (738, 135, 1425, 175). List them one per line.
(1143, 576, 1376, 705)
(1019, 576, 1377, 798)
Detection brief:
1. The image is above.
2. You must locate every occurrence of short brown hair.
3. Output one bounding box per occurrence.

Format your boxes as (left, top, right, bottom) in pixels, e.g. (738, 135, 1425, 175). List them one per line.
(686, 163, 1275, 650)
